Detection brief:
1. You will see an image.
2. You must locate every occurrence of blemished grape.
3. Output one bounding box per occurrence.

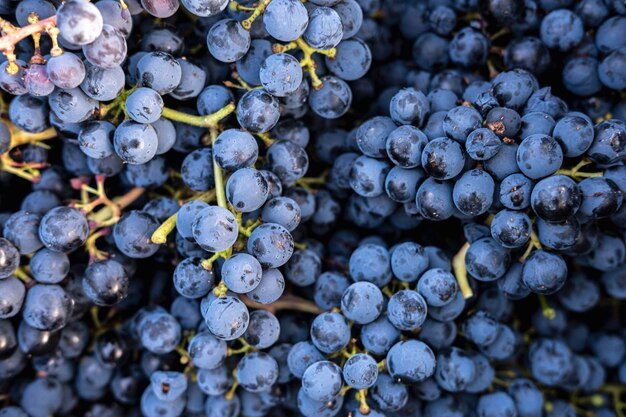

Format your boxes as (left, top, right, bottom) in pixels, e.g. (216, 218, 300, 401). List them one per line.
(56, 0, 104, 45)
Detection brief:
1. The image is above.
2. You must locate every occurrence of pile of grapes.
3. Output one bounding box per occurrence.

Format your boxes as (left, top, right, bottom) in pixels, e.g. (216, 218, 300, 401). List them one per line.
(0, 0, 625, 416)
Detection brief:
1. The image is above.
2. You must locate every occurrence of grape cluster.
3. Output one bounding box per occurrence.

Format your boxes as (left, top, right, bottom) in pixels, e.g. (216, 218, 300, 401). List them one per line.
(0, 0, 625, 417)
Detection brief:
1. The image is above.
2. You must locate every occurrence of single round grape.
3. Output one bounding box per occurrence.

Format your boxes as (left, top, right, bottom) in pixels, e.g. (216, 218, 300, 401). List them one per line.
(236, 89, 280, 133)
(225, 168, 269, 213)
(188, 331, 227, 370)
(126, 87, 164, 124)
(113, 210, 160, 259)
(302, 360, 343, 402)
(205, 295, 249, 341)
(246, 268, 285, 305)
(309, 76, 352, 119)
(38, 206, 89, 253)
(30, 248, 69, 284)
(9, 95, 49, 133)
(182, 0, 228, 17)
(303, 7, 343, 50)
(221, 253, 263, 294)
(326, 38, 372, 82)
(264, 0, 309, 41)
(113, 120, 159, 164)
(141, 0, 179, 17)
(82, 259, 129, 306)
(259, 53, 303, 97)
(78, 120, 115, 159)
(47, 52, 86, 89)
(23, 284, 72, 331)
(236, 352, 279, 393)
(192, 206, 238, 253)
(388, 289, 428, 331)
(83, 24, 127, 69)
(206, 19, 251, 63)
(24, 63, 55, 97)
(48, 87, 98, 124)
(137, 52, 182, 95)
(56, 0, 104, 45)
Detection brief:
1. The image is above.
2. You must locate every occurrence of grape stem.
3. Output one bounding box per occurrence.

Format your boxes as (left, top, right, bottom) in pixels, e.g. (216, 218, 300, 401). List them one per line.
(8, 125, 56, 151)
(230, 0, 272, 30)
(0, 15, 56, 55)
(555, 158, 603, 181)
(519, 229, 541, 262)
(211, 128, 228, 209)
(452, 242, 473, 299)
(538, 294, 556, 320)
(161, 102, 236, 128)
(88, 186, 146, 226)
(240, 293, 324, 315)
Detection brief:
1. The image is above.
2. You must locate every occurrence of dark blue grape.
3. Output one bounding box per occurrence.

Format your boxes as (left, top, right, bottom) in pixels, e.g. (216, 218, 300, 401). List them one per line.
(522, 250, 567, 294)
(207, 19, 251, 63)
(491, 209, 532, 248)
(308, 76, 352, 119)
(531, 175, 581, 222)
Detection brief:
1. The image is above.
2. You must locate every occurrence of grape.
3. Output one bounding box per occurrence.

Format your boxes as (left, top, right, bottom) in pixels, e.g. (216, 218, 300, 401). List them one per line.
(189, 331, 227, 370)
(340, 281, 384, 324)
(221, 253, 263, 293)
(9, 95, 49, 133)
(83, 25, 127, 69)
(452, 169, 495, 216)
(205, 295, 249, 341)
(388, 290, 428, 331)
(284, 249, 321, 286)
(263, 0, 309, 41)
(326, 38, 372, 81)
(236, 351, 279, 392)
(246, 268, 285, 304)
(349, 243, 392, 286)
(206, 19, 251, 63)
(349, 155, 390, 197)
(370, 373, 408, 411)
(310, 312, 350, 354)
(266, 140, 309, 186)
(385, 125, 428, 168)
(182, 0, 229, 17)
(236, 89, 280, 133)
(126, 87, 164, 124)
(0, 61, 27, 96)
(113, 120, 159, 164)
(96, 0, 133, 36)
(29, 248, 69, 283)
(225, 168, 269, 212)
(259, 53, 303, 97)
(192, 206, 238, 252)
(56, 0, 104, 45)
(47, 52, 86, 89)
(78, 120, 115, 159)
(24, 63, 54, 97)
(139, 311, 181, 354)
(141, 0, 179, 18)
(38, 206, 89, 253)
(522, 250, 568, 294)
(170, 59, 207, 100)
(308, 76, 352, 119)
(48, 87, 98, 123)
(302, 360, 343, 401)
(531, 175, 581, 222)
(113, 210, 160, 258)
(246, 223, 294, 268)
(23, 284, 72, 331)
(413, 32, 450, 71)
(386, 339, 436, 383)
(82, 259, 129, 306)
(137, 52, 182, 95)
(0, 238, 19, 279)
(261, 197, 302, 232)
(243, 310, 280, 349)
(0, 277, 25, 319)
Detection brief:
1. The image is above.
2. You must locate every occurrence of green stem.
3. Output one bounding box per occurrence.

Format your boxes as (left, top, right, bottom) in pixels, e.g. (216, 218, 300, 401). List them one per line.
(211, 129, 228, 209)
(161, 103, 235, 128)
